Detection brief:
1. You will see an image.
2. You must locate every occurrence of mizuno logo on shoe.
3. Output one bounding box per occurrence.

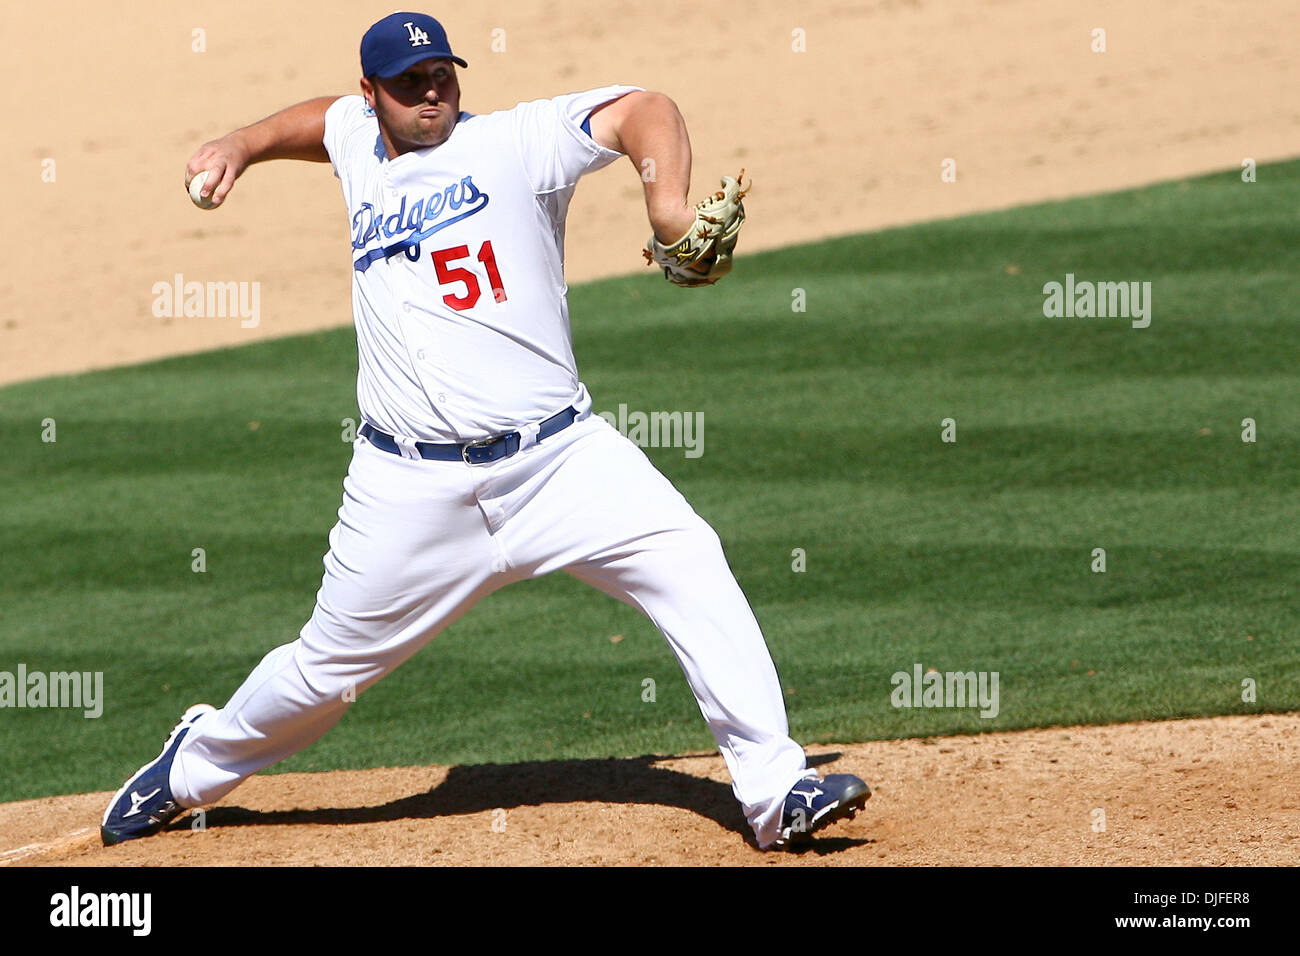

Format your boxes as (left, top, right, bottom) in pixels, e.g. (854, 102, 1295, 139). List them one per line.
(123, 788, 161, 818)
(791, 786, 823, 808)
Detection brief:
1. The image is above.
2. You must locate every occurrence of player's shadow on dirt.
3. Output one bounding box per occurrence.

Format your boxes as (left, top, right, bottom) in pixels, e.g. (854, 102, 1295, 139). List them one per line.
(193, 750, 868, 851)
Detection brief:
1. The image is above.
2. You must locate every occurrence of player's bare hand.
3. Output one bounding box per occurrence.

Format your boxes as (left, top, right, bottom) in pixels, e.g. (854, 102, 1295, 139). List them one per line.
(185, 135, 252, 207)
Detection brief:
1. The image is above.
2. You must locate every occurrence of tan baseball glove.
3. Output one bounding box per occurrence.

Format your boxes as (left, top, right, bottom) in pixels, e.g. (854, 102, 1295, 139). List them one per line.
(643, 170, 749, 287)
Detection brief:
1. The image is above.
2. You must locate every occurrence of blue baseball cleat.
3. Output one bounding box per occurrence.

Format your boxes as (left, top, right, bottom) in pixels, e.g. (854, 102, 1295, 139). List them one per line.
(101, 704, 215, 846)
(774, 772, 871, 846)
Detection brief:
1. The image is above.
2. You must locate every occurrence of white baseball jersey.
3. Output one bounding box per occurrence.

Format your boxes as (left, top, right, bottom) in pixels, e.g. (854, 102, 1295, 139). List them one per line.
(323, 86, 642, 442)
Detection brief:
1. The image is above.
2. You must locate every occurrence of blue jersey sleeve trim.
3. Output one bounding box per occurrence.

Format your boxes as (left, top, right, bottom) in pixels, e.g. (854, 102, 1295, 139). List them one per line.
(580, 113, 593, 138)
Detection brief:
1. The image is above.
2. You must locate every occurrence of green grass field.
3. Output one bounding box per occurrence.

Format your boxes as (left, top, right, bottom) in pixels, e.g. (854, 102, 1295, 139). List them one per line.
(2, 161, 1298, 802)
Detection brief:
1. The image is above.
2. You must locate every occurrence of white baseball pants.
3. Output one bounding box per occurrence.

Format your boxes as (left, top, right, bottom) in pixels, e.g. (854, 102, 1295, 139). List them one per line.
(169, 409, 809, 847)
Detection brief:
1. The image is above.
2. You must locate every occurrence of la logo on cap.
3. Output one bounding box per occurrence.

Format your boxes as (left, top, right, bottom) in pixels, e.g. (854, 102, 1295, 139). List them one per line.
(403, 21, 431, 47)
(360, 12, 467, 76)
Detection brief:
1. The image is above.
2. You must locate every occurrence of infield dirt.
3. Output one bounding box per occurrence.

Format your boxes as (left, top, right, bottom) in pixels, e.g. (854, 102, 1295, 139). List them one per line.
(2, 714, 1296, 866)
(2, 0, 1296, 385)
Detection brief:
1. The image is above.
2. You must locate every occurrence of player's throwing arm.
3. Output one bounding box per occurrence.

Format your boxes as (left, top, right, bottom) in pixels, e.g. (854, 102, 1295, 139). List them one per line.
(184, 97, 338, 209)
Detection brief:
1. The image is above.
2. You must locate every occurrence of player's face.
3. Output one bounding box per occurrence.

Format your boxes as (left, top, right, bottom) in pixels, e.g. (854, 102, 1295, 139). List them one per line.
(362, 58, 461, 157)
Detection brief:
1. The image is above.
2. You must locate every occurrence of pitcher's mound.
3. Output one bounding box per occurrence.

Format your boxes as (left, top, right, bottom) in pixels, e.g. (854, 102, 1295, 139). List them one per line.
(3, 713, 1294, 866)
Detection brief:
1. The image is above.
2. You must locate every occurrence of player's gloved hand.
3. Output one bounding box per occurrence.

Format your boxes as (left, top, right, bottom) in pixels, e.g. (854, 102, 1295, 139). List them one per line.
(643, 170, 748, 287)
(185, 135, 252, 208)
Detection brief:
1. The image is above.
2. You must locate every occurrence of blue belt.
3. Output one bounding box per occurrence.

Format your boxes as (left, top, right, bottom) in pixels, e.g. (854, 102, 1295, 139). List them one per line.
(359, 407, 579, 465)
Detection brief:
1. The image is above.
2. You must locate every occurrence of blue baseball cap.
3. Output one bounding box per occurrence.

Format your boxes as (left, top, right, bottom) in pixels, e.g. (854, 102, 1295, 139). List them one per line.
(361, 13, 468, 77)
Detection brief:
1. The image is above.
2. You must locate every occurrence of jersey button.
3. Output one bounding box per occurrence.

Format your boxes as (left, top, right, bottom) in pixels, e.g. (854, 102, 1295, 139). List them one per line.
(438, 393, 447, 403)
(416, 349, 426, 360)
(402, 303, 411, 313)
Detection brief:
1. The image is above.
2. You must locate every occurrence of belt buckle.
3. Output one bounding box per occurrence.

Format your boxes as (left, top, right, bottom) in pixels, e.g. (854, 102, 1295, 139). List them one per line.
(461, 435, 503, 465)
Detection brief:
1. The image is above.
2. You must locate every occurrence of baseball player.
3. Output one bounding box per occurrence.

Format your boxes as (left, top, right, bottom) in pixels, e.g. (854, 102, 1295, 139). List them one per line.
(101, 12, 869, 851)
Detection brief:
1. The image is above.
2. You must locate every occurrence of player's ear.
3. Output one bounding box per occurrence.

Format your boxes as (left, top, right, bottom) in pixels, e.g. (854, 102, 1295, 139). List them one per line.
(360, 75, 376, 109)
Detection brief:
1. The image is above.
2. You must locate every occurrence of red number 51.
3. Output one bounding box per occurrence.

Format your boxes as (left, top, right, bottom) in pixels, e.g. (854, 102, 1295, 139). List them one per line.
(430, 240, 508, 311)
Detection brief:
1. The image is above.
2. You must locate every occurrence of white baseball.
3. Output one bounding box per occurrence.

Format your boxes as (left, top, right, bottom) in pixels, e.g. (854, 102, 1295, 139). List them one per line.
(188, 170, 219, 209)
